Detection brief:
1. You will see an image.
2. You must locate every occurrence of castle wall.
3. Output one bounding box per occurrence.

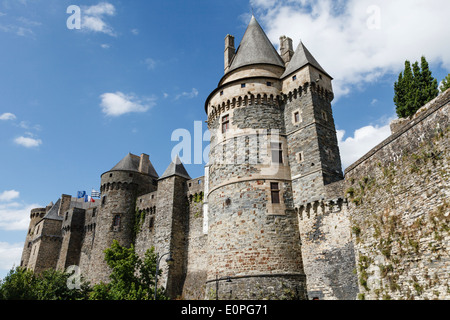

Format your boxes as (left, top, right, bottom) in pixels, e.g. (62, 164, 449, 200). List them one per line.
(79, 207, 97, 277)
(181, 177, 208, 300)
(296, 183, 359, 300)
(345, 90, 450, 300)
(27, 219, 62, 274)
(87, 170, 154, 284)
(153, 175, 189, 299)
(20, 208, 46, 268)
(135, 191, 158, 258)
(56, 208, 86, 271)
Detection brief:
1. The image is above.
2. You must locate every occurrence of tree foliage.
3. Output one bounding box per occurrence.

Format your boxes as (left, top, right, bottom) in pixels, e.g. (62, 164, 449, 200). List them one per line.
(440, 73, 450, 93)
(0, 267, 90, 300)
(394, 56, 439, 118)
(89, 240, 168, 300)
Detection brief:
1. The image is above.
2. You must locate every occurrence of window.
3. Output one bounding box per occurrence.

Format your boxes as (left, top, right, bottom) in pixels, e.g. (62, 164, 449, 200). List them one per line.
(292, 75, 297, 81)
(92, 208, 97, 217)
(149, 217, 154, 230)
(241, 83, 246, 88)
(271, 182, 280, 204)
(198, 180, 202, 184)
(220, 91, 224, 96)
(271, 142, 283, 164)
(222, 115, 230, 133)
(65, 212, 68, 221)
(322, 111, 328, 121)
(266, 82, 272, 86)
(102, 196, 106, 205)
(298, 152, 304, 163)
(294, 111, 300, 123)
(113, 215, 121, 231)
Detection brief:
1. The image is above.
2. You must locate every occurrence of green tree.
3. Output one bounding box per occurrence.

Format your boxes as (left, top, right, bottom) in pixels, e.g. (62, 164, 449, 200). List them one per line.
(89, 240, 167, 300)
(440, 73, 450, 93)
(0, 267, 90, 300)
(394, 56, 439, 118)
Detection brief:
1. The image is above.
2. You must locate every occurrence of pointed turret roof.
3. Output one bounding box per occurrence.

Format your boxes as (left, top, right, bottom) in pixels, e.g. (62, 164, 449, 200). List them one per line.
(159, 155, 191, 180)
(42, 199, 63, 221)
(228, 16, 284, 72)
(110, 153, 159, 178)
(281, 41, 331, 79)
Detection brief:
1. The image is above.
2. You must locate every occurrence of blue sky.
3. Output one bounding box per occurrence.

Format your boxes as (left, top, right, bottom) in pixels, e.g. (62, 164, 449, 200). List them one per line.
(0, 0, 449, 279)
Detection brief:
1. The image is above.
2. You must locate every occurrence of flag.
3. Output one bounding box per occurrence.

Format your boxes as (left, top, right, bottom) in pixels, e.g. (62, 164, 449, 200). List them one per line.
(85, 195, 95, 203)
(91, 189, 101, 198)
(77, 191, 86, 199)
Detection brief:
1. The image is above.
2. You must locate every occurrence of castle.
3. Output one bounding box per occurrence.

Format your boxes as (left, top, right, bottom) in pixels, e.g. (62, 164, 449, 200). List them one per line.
(20, 16, 450, 300)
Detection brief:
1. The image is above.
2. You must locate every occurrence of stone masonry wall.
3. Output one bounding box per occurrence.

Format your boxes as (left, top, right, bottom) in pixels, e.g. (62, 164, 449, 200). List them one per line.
(181, 177, 208, 300)
(345, 90, 450, 300)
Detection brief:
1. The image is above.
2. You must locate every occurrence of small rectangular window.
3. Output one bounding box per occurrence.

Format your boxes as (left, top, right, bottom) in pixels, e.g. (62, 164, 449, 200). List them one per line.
(271, 182, 280, 204)
(241, 83, 246, 88)
(222, 115, 230, 133)
(294, 112, 300, 123)
(292, 75, 297, 81)
(113, 215, 121, 231)
(271, 143, 283, 164)
(220, 91, 224, 96)
(266, 82, 272, 86)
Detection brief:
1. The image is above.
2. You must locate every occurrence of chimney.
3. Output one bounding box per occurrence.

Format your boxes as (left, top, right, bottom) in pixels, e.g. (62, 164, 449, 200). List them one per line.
(280, 36, 294, 66)
(139, 153, 150, 174)
(224, 34, 235, 74)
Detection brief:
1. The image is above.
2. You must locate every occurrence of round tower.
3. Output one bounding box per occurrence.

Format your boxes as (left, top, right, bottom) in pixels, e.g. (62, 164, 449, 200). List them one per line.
(87, 153, 158, 284)
(204, 16, 307, 300)
(20, 207, 46, 269)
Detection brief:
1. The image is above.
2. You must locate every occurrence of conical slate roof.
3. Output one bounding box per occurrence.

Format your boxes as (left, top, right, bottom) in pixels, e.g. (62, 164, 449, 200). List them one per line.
(281, 41, 331, 79)
(42, 199, 63, 221)
(159, 155, 191, 180)
(110, 153, 159, 178)
(228, 15, 284, 72)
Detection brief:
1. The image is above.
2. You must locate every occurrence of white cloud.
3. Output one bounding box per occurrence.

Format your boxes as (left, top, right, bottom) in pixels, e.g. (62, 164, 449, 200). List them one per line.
(0, 242, 23, 270)
(82, 2, 116, 36)
(101, 43, 110, 49)
(175, 88, 199, 100)
(252, 0, 450, 100)
(131, 28, 139, 35)
(337, 123, 392, 169)
(100, 92, 156, 117)
(0, 190, 20, 202)
(0, 113, 16, 121)
(145, 58, 157, 70)
(14, 136, 42, 148)
(0, 202, 41, 231)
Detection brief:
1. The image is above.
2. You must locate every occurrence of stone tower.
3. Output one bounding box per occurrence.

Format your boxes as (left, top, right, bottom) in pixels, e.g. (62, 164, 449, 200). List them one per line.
(204, 16, 312, 299)
(20, 207, 46, 269)
(87, 153, 158, 283)
(153, 155, 191, 298)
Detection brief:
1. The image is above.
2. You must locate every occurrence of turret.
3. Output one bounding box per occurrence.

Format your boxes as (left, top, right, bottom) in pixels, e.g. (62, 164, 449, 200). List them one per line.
(20, 207, 46, 269)
(87, 153, 158, 284)
(204, 16, 308, 300)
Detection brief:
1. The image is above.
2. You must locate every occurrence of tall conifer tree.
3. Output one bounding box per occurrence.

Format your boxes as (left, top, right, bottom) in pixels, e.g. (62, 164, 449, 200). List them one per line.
(394, 56, 439, 118)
